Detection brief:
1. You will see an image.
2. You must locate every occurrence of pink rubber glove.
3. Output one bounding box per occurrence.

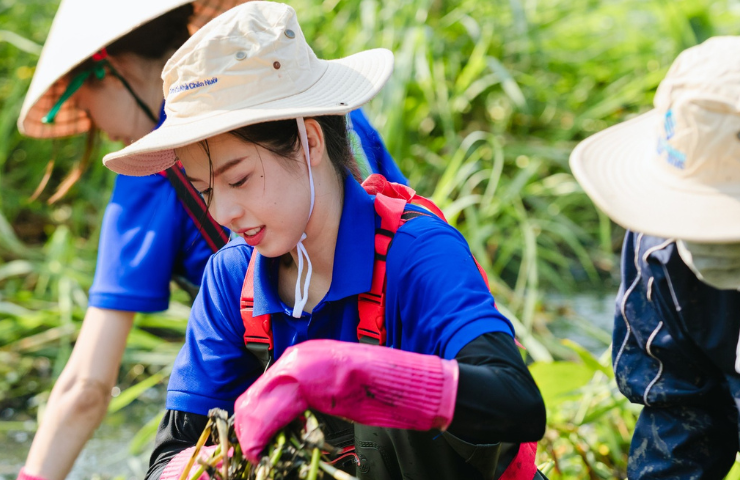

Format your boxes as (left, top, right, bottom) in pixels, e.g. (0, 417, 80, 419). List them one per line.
(234, 339, 459, 462)
(16, 468, 49, 480)
(160, 445, 227, 480)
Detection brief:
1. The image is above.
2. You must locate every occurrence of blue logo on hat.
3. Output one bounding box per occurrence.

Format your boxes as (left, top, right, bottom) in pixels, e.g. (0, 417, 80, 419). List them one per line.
(664, 109, 675, 140)
(168, 77, 219, 96)
(657, 109, 686, 169)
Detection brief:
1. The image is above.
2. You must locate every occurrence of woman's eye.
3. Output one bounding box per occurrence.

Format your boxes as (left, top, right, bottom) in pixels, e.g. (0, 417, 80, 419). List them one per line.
(198, 187, 212, 198)
(229, 176, 249, 188)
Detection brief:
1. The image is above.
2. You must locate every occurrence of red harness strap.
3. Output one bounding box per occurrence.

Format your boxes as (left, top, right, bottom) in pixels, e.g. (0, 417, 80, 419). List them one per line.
(240, 256, 273, 368)
(159, 162, 229, 253)
(356, 191, 405, 344)
(356, 175, 492, 343)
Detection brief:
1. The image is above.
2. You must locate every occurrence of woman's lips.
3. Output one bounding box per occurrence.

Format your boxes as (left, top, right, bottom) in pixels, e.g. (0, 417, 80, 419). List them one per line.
(241, 226, 265, 247)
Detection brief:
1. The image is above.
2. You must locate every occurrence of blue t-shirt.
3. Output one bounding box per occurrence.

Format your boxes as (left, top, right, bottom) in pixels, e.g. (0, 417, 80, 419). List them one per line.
(166, 174, 514, 415)
(88, 109, 406, 312)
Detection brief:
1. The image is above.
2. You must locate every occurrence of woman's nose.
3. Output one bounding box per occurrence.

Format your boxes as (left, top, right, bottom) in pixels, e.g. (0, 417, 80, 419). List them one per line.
(209, 193, 243, 228)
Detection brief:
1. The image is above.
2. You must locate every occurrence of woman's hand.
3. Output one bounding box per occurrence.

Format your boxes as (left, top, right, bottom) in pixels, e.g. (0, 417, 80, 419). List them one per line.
(234, 339, 458, 462)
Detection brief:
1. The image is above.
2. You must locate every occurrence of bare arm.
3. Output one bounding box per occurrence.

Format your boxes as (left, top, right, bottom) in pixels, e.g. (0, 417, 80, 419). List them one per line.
(21, 307, 135, 480)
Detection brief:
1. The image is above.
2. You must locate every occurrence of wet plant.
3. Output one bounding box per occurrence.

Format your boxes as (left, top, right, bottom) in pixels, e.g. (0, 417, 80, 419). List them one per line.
(185, 410, 358, 480)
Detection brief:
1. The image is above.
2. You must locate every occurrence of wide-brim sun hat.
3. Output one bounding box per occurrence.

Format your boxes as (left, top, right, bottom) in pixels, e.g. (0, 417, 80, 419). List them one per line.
(570, 36, 740, 243)
(102, 1, 394, 177)
(18, 0, 248, 139)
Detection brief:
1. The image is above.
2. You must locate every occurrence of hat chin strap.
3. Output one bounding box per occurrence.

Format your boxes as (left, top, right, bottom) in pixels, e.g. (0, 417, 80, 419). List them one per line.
(292, 117, 315, 318)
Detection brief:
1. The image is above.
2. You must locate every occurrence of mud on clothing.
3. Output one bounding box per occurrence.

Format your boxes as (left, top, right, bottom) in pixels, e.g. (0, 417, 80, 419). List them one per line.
(87, 109, 405, 312)
(148, 174, 545, 479)
(614, 231, 740, 479)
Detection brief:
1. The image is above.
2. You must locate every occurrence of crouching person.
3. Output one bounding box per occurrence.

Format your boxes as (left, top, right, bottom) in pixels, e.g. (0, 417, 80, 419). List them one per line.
(570, 37, 740, 479)
(103, 3, 547, 479)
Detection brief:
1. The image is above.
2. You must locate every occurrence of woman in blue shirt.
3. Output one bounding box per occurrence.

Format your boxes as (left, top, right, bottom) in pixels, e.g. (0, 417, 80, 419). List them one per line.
(104, 3, 545, 479)
(15, 2, 404, 479)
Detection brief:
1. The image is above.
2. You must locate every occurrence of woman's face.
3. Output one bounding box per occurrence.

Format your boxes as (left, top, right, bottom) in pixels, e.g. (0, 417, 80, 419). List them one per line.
(177, 133, 313, 258)
(73, 57, 163, 144)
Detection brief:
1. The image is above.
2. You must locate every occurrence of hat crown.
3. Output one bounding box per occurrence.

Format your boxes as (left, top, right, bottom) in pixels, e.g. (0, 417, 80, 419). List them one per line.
(162, 2, 325, 123)
(652, 36, 740, 187)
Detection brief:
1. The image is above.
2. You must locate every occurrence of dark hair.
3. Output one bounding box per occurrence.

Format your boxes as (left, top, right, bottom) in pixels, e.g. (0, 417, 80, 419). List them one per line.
(197, 116, 362, 213)
(226, 116, 363, 183)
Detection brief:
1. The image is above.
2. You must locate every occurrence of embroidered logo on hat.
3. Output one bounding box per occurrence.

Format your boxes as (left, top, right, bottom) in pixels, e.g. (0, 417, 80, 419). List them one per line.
(168, 77, 218, 95)
(656, 109, 686, 169)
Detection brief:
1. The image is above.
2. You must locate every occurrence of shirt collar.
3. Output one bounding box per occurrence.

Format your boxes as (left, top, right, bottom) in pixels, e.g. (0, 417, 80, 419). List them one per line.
(252, 173, 375, 316)
(154, 101, 167, 130)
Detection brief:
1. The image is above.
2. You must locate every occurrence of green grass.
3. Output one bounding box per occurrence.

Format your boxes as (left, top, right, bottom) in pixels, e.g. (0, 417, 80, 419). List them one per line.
(2, 0, 740, 478)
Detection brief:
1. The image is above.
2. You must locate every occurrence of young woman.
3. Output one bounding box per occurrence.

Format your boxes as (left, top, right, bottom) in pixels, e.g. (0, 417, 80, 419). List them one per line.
(16, 1, 404, 479)
(103, 2, 546, 479)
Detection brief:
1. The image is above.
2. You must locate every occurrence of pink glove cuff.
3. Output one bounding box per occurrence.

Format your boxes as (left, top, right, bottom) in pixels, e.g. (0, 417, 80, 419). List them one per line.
(160, 446, 221, 480)
(332, 352, 459, 431)
(160, 447, 197, 480)
(17, 468, 49, 480)
(439, 358, 460, 428)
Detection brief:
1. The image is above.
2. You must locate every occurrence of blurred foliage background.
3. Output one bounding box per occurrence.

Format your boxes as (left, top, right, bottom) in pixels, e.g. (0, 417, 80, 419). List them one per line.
(2, 0, 740, 478)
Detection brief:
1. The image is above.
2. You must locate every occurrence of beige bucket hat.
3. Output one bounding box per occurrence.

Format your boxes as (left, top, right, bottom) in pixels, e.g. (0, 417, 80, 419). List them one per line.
(570, 36, 740, 243)
(102, 1, 393, 177)
(18, 0, 247, 139)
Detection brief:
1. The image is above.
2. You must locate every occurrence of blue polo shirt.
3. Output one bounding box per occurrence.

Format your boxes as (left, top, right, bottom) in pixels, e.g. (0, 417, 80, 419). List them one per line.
(166, 174, 514, 415)
(88, 109, 405, 312)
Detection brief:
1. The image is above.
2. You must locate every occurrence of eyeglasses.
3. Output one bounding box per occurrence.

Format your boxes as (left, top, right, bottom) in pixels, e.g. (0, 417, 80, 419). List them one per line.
(42, 48, 159, 125)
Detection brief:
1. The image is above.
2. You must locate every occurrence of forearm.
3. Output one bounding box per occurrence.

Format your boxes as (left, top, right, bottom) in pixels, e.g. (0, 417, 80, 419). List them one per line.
(448, 332, 546, 444)
(24, 378, 111, 479)
(22, 307, 135, 480)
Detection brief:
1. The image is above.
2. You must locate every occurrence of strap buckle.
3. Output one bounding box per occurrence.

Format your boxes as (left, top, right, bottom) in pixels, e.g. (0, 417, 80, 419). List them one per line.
(357, 292, 385, 345)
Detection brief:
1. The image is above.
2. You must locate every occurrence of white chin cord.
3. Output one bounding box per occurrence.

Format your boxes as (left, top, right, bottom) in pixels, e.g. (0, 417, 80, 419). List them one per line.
(292, 117, 315, 318)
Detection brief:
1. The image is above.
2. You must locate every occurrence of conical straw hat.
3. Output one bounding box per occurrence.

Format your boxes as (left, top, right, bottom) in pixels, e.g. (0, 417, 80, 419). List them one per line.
(18, 0, 247, 139)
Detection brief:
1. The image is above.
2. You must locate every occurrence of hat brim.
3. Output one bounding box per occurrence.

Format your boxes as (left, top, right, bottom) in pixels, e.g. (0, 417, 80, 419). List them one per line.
(103, 48, 394, 176)
(570, 110, 740, 242)
(18, 0, 246, 139)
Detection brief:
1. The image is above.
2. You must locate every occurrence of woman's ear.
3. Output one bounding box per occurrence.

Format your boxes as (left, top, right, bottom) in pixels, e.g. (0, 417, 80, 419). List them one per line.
(303, 118, 326, 167)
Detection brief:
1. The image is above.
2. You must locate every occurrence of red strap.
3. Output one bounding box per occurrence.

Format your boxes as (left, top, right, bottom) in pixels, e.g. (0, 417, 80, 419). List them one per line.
(499, 442, 538, 480)
(357, 175, 451, 344)
(159, 162, 229, 253)
(363, 174, 447, 221)
(356, 192, 406, 344)
(92, 48, 108, 61)
(240, 255, 273, 351)
(358, 175, 507, 348)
